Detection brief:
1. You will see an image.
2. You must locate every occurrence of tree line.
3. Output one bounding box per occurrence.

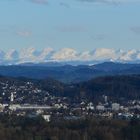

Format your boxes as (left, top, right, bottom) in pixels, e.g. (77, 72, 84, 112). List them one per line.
(0, 114, 140, 140)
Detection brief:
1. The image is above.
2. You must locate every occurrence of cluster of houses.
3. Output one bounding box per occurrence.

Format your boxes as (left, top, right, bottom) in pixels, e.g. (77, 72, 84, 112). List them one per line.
(0, 80, 140, 121)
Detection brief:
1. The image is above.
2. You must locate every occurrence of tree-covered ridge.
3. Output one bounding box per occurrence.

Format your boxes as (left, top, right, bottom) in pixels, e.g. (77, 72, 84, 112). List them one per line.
(0, 115, 139, 140)
(40, 75, 140, 101)
(74, 75, 140, 101)
(0, 75, 140, 103)
(0, 62, 140, 83)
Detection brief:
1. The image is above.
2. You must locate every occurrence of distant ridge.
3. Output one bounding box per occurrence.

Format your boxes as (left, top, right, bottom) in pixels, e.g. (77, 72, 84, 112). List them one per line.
(0, 62, 140, 83)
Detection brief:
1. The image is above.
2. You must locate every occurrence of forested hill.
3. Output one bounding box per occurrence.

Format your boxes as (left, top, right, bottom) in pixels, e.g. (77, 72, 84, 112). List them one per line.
(0, 75, 140, 103)
(0, 115, 139, 140)
(73, 75, 140, 101)
(0, 62, 140, 83)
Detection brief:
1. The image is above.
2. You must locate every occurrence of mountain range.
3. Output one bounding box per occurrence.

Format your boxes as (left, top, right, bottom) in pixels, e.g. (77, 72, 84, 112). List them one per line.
(0, 48, 140, 65)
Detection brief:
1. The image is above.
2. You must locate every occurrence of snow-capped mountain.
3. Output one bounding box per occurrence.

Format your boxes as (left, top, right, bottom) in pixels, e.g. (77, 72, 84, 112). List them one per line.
(0, 48, 140, 65)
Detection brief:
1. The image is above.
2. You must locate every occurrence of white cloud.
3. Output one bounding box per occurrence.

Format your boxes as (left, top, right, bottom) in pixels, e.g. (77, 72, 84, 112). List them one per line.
(16, 30, 32, 37)
(56, 25, 88, 33)
(78, 0, 140, 5)
(29, 0, 48, 5)
(130, 26, 140, 35)
(59, 2, 70, 8)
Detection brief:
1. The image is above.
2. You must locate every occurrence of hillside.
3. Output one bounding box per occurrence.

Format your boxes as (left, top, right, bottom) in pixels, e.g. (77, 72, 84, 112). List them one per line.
(0, 62, 140, 83)
(0, 74, 140, 103)
(74, 75, 140, 101)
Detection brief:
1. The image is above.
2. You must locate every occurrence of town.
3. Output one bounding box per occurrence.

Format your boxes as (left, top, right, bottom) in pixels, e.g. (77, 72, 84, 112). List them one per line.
(0, 77, 140, 122)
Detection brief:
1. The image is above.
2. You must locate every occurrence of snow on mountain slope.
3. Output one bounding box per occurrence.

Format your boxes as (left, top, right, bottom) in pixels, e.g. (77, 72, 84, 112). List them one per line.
(0, 48, 140, 65)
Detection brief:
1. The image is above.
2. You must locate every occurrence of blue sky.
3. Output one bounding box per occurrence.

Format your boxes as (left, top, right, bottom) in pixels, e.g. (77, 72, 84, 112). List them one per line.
(0, 0, 140, 52)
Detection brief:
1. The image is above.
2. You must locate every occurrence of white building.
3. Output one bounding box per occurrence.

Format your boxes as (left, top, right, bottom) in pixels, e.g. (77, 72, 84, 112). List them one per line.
(104, 96, 108, 103)
(9, 104, 53, 111)
(10, 93, 14, 102)
(96, 105, 105, 111)
(0, 104, 5, 112)
(87, 102, 94, 110)
(112, 103, 120, 111)
(42, 115, 51, 122)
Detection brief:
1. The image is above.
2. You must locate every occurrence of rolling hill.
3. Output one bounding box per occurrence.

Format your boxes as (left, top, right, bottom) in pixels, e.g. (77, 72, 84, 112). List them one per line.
(0, 62, 140, 83)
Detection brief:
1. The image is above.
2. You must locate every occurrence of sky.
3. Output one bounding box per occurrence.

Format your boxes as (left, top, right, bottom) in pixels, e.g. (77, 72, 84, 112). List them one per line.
(0, 0, 140, 52)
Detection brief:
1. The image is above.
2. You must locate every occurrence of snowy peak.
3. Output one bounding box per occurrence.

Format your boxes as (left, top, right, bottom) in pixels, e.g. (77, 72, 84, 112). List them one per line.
(0, 48, 140, 65)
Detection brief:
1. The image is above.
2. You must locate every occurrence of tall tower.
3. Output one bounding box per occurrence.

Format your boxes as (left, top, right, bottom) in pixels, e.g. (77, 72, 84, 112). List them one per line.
(10, 92, 14, 102)
(104, 96, 108, 103)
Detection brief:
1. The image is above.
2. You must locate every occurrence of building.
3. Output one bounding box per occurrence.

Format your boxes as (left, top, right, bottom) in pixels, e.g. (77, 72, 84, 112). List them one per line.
(96, 105, 105, 111)
(42, 115, 51, 122)
(112, 103, 120, 111)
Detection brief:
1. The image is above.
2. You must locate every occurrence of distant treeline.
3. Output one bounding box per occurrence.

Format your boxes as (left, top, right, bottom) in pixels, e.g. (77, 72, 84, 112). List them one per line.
(0, 115, 140, 140)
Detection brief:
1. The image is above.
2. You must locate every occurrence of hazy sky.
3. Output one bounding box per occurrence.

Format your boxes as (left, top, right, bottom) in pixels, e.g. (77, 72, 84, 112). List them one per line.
(0, 0, 140, 52)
